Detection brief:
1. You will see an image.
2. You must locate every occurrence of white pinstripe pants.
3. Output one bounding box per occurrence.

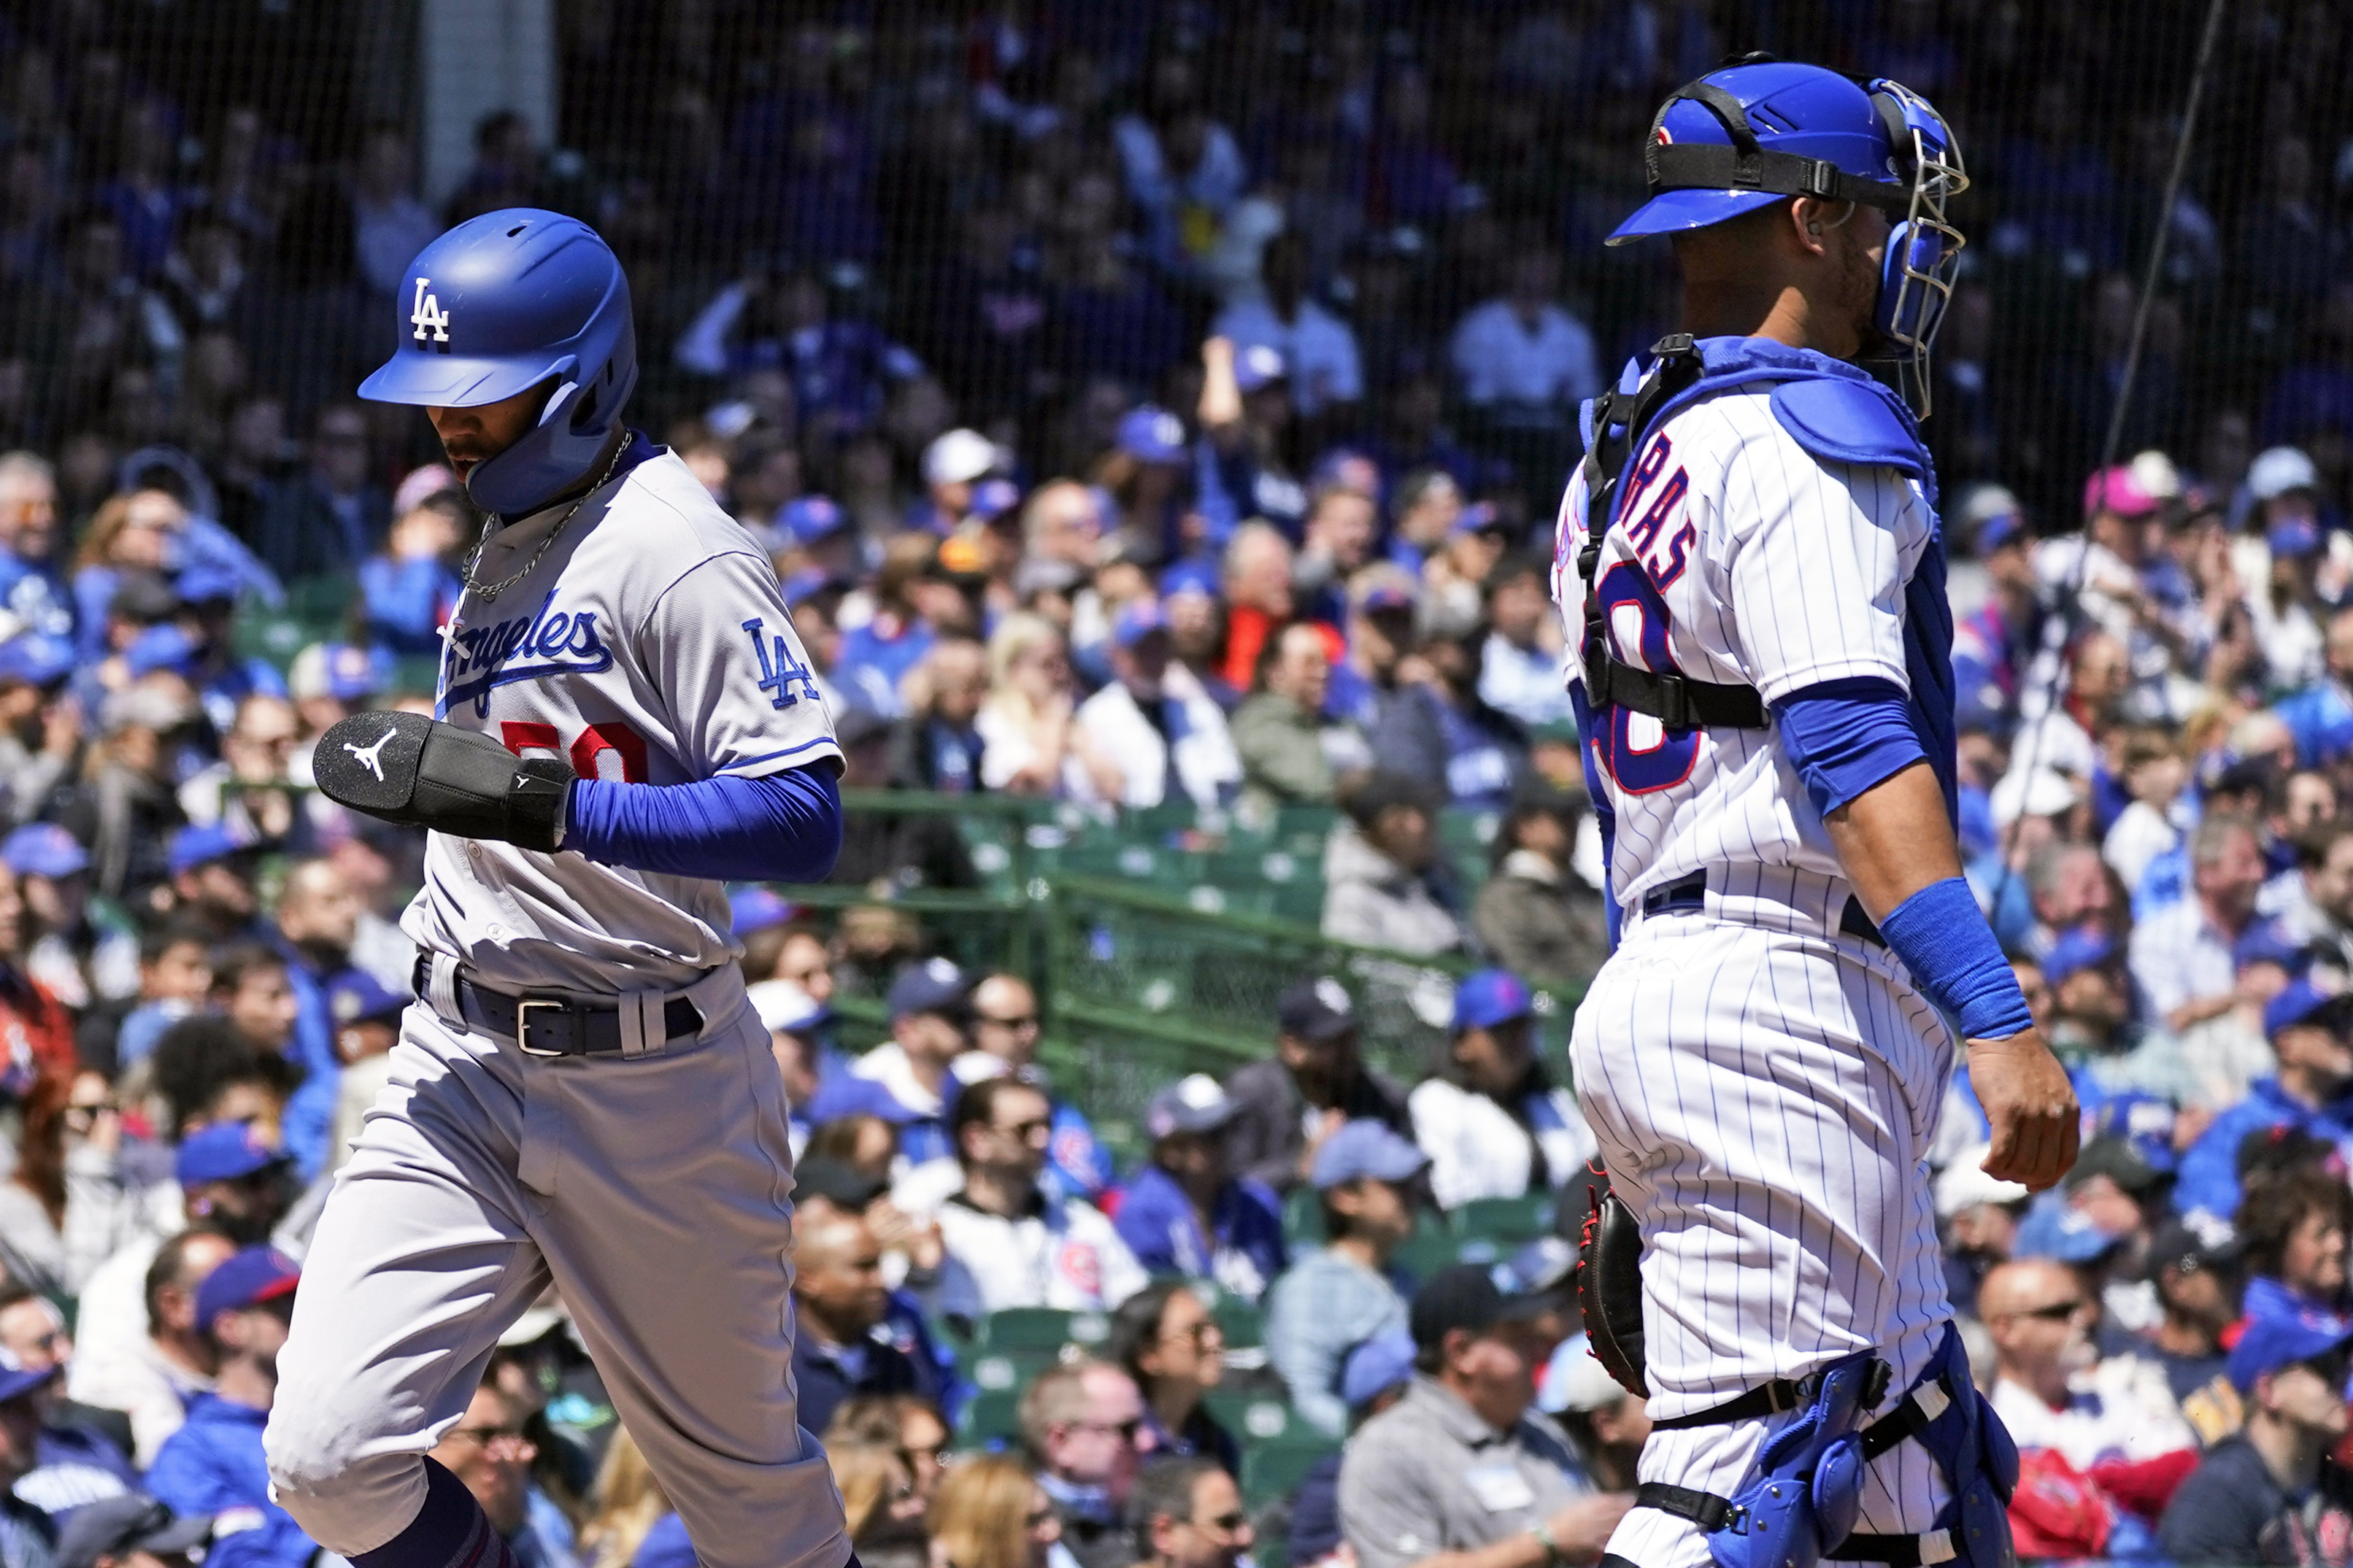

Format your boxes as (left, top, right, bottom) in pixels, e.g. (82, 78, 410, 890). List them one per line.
(1572, 909, 1957, 1567)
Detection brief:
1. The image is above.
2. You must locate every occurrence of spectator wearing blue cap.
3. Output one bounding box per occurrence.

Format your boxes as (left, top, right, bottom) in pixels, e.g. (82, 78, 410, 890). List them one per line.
(0, 1281, 142, 1514)
(0, 1343, 70, 1556)
(1979, 1256, 2198, 1472)
(1231, 622, 1370, 819)
(1947, 486, 2041, 737)
(850, 959, 978, 1167)
(0, 633, 78, 832)
(727, 887, 799, 984)
(5, 822, 136, 1012)
(1262, 1120, 1428, 1438)
(2038, 925, 2202, 1117)
(2176, 978, 2353, 1221)
(322, 970, 408, 1176)
(1068, 599, 1238, 811)
(1409, 970, 1595, 1212)
(169, 573, 288, 745)
(2157, 1313, 2353, 1565)
(777, 495, 864, 587)
(66, 1121, 295, 1426)
(358, 489, 467, 658)
(163, 827, 261, 942)
(1112, 1075, 1285, 1303)
(146, 1246, 316, 1568)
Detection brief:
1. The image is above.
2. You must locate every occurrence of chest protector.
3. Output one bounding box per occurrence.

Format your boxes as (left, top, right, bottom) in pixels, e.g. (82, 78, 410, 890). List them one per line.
(1573, 335, 1943, 731)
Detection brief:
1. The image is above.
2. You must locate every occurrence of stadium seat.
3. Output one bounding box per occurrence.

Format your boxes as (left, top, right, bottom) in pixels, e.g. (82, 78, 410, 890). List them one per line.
(1239, 1434, 1341, 1511)
(1282, 1188, 1326, 1246)
(1449, 1193, 1557, 1246)
(1390, 1226, 1466, 1286)
(1212, 1297, 1265, 1351)
(975, 1308, 1076, 1353)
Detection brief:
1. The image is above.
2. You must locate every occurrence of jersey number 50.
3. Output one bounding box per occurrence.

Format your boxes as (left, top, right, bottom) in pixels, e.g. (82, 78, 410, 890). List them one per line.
(498, 721, 649, 783)
(1591, 563, 1700, 795)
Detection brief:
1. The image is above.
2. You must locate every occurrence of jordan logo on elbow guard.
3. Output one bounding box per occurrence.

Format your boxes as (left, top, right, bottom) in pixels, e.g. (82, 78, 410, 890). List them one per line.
(344, 728, 397, 782)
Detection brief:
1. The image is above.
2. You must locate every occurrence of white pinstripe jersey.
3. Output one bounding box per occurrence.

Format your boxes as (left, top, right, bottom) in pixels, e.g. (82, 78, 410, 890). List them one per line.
(407, 447, 841, 995)
(1551, 384, 1936, 911)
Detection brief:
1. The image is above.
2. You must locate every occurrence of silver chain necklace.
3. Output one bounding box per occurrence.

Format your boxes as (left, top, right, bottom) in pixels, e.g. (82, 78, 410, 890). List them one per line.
(458, 442, 628, 603)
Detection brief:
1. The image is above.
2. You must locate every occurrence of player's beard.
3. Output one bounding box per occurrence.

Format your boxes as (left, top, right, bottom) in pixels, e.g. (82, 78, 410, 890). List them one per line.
(1843, 237, 1888, 360)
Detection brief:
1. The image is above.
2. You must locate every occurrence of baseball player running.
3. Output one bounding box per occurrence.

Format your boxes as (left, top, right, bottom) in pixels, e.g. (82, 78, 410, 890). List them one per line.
(265, 212, 851, 1568)
(1552, 61, 2078, 1568)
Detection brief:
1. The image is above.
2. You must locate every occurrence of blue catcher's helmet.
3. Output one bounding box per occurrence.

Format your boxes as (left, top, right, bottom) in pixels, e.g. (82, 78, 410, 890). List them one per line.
(1609, 59, 1968, 414)
(358, 209, 638, 516)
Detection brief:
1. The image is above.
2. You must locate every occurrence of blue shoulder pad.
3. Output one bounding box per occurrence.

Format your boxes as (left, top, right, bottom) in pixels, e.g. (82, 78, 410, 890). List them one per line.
(1768, 378, 1928, 481)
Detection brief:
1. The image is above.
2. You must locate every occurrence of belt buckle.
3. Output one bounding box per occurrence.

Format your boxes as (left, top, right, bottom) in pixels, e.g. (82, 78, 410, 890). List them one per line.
(514, 996, 582, 1057)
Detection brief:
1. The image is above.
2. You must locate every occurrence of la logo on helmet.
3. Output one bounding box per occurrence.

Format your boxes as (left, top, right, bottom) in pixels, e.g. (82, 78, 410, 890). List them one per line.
(409, 277, 452, 352)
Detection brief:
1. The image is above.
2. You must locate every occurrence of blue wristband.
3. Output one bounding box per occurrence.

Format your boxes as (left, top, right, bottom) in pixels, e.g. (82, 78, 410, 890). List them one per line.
(1876, 877, 2033, 1040)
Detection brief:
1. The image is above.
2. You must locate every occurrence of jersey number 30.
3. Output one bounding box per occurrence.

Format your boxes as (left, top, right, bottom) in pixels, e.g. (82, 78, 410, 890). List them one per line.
(1592, 562, 1701, 795)
(499, 721, 648, 782)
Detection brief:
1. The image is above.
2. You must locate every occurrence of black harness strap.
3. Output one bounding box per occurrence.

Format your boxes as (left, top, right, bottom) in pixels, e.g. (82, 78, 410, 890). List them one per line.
(1634, 1483, 1740, 1533)
(1575, 337, 1769, 731)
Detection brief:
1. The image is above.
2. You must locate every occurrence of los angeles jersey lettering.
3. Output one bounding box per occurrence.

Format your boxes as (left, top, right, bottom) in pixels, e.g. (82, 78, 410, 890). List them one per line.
(412, 448, 840, 995)
(1551, 384, 1935, 911)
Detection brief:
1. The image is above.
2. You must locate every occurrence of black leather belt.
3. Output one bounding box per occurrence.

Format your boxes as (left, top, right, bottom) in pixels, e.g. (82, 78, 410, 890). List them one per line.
(1639, 871, 1886, 950)
(413, 957, 704, 1057)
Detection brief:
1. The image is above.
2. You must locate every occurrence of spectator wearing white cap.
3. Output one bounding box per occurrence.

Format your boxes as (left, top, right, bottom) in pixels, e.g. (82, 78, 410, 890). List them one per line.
(1111, 1075, 1285, 1303)
(915, 428, 1006, 535)
(2246, 449, 2332, 691)
(1933, 1143, 2030, 1318)
(1540, 1336, 1649, 1493)
(1066, 602, 1237, 811)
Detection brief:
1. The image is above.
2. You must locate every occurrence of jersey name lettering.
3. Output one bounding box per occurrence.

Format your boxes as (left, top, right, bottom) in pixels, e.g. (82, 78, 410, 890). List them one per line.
(440, 588, 615, 717)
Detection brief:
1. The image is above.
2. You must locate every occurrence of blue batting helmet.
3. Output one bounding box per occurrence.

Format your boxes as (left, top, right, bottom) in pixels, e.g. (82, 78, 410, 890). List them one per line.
(1610, 58, 1968, 412)
(358, 209, 637, 517)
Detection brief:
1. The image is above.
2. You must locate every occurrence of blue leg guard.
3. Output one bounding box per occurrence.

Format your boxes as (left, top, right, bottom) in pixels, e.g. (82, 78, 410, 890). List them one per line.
(1636, 1325, 2017, 1568)
(1838, 1324, 2019, 1568)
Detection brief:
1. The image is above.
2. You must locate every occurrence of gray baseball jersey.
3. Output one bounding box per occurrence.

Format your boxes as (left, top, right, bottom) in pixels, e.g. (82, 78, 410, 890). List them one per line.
(409, 446, 839, 995)
(266, 445, 850, 1568)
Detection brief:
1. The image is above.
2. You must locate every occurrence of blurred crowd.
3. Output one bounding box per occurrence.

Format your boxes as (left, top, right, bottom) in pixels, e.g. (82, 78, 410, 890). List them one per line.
(0, 0, 2352, 1566)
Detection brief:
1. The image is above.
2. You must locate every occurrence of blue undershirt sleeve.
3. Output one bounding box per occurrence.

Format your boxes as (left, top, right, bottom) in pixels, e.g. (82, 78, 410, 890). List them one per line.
(562, 764, 842, 883)
(1771, 676, 1930, 819)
